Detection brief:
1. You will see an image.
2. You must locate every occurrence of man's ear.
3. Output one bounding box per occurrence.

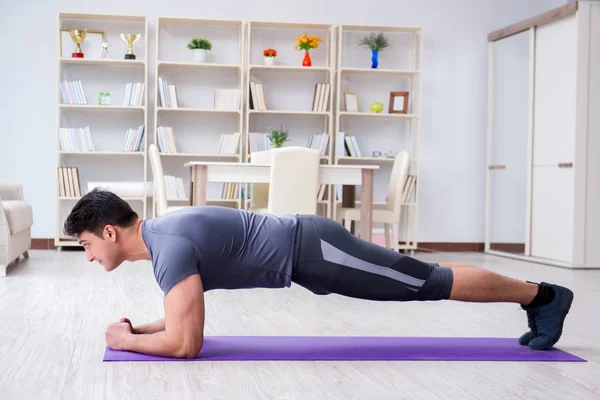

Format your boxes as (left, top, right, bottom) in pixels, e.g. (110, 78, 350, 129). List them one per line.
(103, 225, 117, 242)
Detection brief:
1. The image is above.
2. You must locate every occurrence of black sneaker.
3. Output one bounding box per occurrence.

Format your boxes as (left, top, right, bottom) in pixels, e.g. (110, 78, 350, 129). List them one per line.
(527, 283, 574, 350)
(518, 307, 537, 346)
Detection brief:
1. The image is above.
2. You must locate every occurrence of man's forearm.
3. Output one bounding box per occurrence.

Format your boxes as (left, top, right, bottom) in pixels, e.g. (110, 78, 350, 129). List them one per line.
(133, 318, 165, 334)
(124, 331, 200, 359)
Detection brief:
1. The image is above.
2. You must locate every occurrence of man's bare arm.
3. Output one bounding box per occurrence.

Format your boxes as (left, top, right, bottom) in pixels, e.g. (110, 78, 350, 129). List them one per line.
(131, 318, 165, 334)
(121, 274, 205, 358)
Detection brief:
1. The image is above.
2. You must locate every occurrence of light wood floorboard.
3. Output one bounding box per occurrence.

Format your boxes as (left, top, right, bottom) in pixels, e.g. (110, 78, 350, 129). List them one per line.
(0, 250, 598, 399)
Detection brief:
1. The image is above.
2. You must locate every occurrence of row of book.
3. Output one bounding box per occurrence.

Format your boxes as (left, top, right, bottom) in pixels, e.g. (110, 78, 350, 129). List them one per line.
(247, 132, 271, 153)
(311, 83, 330, 112)
(249, 82, 267, 111)
(306, 133, 329, 156)
(124, 82, 145, 107)
(58, 167, 81, 198)
(60, 80, 87, 105)
(59, 127, 95, 152)
(121, 125, 145, 152)
(164, 175, 187, 200)
(222, 182, 240, 200)
(158, 77, 179, 108)
(156, 126, 178, 153)
(335, 132, 363, 157)
(215, 89, 242, 111)
(216, 133, 241, 155)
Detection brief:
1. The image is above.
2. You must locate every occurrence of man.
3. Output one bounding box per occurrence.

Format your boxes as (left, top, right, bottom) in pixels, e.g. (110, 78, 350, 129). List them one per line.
(64, 189, 573, 359)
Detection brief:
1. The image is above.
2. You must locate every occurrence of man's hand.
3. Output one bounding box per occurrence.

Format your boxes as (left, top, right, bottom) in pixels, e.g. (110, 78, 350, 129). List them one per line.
(119, 317, 135, 333)
(105, 322, 133, 350)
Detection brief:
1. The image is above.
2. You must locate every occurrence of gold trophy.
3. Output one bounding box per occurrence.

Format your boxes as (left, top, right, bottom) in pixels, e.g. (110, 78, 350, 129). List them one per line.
(69, 29, 87, 58)
(120, 33, 141, 60)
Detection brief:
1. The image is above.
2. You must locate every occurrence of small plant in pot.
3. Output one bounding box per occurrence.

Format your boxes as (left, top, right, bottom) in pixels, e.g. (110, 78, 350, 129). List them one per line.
(359, 32, 388, 68)
(263, 48, 277, 66)
(187, 38, 212, 63)
(267, 125, 289, 148)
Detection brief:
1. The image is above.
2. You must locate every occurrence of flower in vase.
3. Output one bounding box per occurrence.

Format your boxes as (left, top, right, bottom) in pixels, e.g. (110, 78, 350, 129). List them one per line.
(263, 48, 277, 57)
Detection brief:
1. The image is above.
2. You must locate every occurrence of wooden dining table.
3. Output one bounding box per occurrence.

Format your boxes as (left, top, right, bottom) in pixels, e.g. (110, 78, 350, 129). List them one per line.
(184, 161, 379, 242)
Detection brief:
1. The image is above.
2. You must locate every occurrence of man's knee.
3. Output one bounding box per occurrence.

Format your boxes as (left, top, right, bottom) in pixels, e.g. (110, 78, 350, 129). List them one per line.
(410, 266, 454, 301)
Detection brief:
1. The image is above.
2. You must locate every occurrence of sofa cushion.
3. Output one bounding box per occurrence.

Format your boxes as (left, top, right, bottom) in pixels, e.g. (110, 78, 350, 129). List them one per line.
(2, 201, 33, 234)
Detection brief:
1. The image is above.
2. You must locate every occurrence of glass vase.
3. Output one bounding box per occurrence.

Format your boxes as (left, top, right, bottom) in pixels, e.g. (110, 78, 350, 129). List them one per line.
(302, 50, 312, 67)
(371, 49, 379, 69)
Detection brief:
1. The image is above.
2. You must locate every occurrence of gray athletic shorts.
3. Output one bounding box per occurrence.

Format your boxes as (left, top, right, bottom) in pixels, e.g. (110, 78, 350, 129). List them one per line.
(291, 214, 453, 301)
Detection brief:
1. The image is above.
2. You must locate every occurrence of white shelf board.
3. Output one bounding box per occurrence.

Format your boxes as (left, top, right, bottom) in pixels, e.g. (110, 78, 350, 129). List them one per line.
(339, 111, 418, 119)
(336, 156, 395, 163)
(158, 17, 242, 26)
(158, 61, 241, 70)
(167, 198, 241, 203)
(157, 107, 241, 114)
(59, 58, 145, 66)
(249, 110, 329, 116)
(59, 105, 145, 111)
(249, 65, 331, 73)
(160, 153, 240, 159)
(59, 12, 145, 22)
(340, 24, 421, 33)
(59, 151, 145, 156)
(249, 21, 332, 29)
(340, 67, 419, 76)
(59, 196, 146, 201)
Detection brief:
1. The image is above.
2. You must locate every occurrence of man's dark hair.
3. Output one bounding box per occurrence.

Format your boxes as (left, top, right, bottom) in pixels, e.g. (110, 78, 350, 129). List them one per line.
(63, 188, 139, 238)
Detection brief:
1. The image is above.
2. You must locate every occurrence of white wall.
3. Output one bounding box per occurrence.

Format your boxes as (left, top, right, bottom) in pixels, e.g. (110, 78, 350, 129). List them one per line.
(0, 0, 567, 240)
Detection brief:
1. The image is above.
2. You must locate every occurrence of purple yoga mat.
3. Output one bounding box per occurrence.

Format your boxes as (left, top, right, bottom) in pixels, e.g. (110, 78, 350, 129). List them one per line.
(103, 336, 585, 362)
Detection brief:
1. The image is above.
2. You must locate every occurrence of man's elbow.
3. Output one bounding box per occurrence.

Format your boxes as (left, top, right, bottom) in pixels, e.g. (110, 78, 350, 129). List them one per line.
(175, 338, 203, 359)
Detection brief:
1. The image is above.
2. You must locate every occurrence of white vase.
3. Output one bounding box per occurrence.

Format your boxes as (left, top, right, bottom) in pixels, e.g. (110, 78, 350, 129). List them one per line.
(264, 56, 275, 66)
(192, 49, 207, 63)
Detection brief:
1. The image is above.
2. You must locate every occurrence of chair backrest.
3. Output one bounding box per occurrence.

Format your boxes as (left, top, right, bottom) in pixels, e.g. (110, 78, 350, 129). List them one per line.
(148, 144, 168, 216)
(249, 150, 272, 209)
(267, 146, 320, 216)
(385, 151, 411, 216)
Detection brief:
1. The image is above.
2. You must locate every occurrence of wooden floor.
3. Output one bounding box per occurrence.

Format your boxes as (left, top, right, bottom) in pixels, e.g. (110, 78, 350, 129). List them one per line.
(0, 249, 599, 399)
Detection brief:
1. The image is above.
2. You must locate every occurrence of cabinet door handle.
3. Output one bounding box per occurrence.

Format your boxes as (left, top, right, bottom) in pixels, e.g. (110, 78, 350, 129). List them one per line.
(488, 165, 506, 170)
(558, 162, 573, 168)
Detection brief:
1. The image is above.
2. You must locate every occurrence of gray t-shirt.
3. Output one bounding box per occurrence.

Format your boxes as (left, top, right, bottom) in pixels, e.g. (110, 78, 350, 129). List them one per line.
(141, 206, 299, 295)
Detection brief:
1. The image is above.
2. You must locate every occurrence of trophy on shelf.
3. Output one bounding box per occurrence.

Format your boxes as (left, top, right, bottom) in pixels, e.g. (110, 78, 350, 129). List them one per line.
(120, 33, 141, 60)
(69, 29, 87, 58)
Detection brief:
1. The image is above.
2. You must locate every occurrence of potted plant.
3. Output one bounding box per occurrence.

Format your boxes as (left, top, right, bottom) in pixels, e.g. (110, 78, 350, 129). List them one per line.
(359, 32, 388, 68)
(295, 33, 322, 67)
(263, 48, 277, 66)
(267, 125, 289, 148)
(187, 38, 212, 63)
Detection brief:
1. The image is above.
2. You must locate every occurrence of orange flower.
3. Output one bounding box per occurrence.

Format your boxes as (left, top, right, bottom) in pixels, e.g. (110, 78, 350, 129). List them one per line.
(296, 33, 322, 51)
(263, 48, 277, 57)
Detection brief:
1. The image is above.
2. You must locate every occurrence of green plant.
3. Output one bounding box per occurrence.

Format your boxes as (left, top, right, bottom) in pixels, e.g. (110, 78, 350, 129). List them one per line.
(267, 125, 289, 148)
(187, 38, 212, 51)
(359, 32, 389, 51)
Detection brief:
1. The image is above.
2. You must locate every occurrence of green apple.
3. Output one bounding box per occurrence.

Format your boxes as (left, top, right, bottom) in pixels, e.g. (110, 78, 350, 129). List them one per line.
(370, 101, 383, 113)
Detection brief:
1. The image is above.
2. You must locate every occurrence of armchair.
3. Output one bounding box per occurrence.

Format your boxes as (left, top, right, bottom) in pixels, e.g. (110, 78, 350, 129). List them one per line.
(0, 183, 33, 276)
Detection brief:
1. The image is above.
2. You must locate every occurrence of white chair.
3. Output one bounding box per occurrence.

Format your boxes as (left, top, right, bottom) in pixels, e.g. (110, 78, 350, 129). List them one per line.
(337, 151, 411, 252)
(148, 144, 188, 216)
(0, 183, 33, 277)
(267, 146, 321, 216)
(247, 150, 272, 214)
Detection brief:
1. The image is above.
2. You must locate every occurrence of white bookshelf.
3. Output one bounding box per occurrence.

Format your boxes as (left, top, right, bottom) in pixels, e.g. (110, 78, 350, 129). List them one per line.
(153, 17, 245, 216)
(333, 24, 423, 250)
(55, 12, 148, 247)
(244, 20, 335, 217)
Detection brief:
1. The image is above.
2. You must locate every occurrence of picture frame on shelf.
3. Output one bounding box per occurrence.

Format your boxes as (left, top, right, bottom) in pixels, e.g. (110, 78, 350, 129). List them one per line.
(59, 29, 106, 59)
(389, 91, 409, 114)
(344, 92, 358, 112)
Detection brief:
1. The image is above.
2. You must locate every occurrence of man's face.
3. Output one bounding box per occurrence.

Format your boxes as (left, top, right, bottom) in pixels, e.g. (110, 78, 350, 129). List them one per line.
(78, 226, 122, 271)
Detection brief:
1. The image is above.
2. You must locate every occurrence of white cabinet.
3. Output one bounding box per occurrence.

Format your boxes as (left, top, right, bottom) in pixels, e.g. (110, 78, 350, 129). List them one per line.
(486, 1, 600, 268)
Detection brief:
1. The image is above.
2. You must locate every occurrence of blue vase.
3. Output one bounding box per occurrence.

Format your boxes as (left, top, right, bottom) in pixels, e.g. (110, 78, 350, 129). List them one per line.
(371, 49, 379, 69)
